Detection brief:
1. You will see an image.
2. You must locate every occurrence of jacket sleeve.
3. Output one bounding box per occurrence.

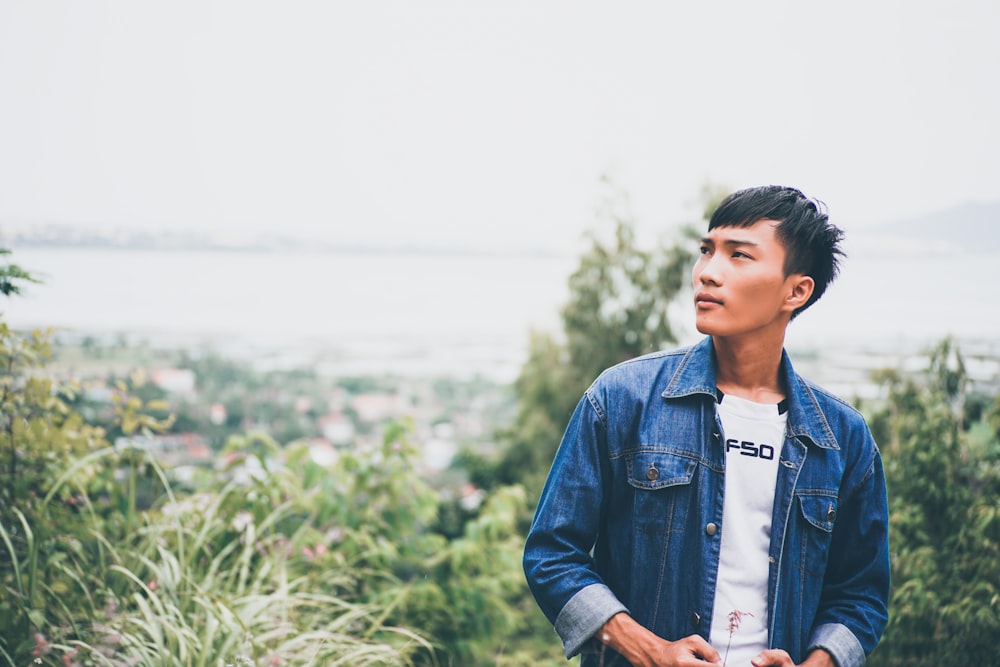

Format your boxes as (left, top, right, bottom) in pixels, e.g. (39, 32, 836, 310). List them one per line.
(808, 431, 890, 667)
(522, 391, 629, 658)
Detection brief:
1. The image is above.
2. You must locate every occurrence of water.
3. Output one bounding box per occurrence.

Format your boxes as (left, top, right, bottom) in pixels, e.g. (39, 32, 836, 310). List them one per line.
(4, 247, 999, 382)
(4, 248, 576, 379)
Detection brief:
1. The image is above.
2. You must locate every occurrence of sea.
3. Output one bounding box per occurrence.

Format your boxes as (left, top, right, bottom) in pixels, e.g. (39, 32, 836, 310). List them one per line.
(4, 247, 1000, 395)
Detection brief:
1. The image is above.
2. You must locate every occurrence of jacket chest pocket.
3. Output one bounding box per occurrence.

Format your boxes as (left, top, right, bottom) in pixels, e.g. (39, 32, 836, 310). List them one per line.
(626, 450, 698, 534)
(795, 491, 838, 576)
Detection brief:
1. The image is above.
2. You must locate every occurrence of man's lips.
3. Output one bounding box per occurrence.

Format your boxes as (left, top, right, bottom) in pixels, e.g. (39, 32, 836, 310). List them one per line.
(695, 292, 722, 307)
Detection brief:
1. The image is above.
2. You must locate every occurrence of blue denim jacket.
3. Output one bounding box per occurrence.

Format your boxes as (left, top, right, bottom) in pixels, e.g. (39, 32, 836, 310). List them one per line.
(523, 338, 889, 667)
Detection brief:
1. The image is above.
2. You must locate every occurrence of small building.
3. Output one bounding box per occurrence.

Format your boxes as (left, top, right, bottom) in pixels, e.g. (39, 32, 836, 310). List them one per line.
(319, 412, 355, 446)
(351, 393, 411, 423)
(151, 368, 197, 396)
(209, 403, 227, 425)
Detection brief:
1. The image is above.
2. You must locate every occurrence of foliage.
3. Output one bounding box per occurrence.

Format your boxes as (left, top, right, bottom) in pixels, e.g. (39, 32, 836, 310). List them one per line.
(866, 338, 1000, 666)
(0, 268, 556, 665)
(272, 421, 563, 666)
(2, 451, 430, 665)
(0, 274, 427, 663)
(561, 188, 695, 392)
(0, 249, 41, 297)
(484, 183, 712, 499)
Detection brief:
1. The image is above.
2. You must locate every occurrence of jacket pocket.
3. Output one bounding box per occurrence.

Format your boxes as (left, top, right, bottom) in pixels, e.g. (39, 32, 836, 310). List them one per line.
(626, 450, 698, 533)
(795, 491, 838, 576)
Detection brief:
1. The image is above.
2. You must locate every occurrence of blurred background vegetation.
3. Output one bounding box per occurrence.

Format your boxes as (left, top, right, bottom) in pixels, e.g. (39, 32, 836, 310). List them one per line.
(1, 192, 998, 666)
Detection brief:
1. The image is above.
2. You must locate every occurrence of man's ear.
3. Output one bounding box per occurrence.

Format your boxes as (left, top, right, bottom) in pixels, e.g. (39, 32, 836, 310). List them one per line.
(784, 275, 815, 312)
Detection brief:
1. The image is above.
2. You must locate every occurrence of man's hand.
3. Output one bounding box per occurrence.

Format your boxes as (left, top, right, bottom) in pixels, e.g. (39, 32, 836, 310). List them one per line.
(599, 612, 722, 667)
(751, 648, 835, 667)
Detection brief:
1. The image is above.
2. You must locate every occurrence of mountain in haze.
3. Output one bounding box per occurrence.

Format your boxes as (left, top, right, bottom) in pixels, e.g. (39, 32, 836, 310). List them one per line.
(851, 200, 1000, 255)
(874, 201, 998, 245)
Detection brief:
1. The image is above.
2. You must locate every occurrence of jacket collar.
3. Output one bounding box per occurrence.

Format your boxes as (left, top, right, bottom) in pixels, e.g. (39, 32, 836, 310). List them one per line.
(661, 337, 840, 451)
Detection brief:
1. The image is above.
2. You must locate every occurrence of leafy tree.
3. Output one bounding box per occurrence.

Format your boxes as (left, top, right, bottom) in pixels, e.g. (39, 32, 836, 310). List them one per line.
(484, 184, 719, 499)
(561, 192, 695, 392)
(866, 339, 1000, 666)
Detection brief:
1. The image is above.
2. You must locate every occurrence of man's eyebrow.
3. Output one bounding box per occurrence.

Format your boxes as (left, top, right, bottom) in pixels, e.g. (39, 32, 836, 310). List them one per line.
(700, 236, 760, 247)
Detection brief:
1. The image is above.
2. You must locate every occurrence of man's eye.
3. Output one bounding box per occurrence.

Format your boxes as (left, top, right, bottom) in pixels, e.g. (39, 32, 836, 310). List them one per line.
(732, 251, 750, 259)
(699, 246, 710, 255)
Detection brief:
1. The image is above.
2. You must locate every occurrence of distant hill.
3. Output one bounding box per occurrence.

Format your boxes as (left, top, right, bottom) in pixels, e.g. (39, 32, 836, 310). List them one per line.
(868, 200, 1000, 249)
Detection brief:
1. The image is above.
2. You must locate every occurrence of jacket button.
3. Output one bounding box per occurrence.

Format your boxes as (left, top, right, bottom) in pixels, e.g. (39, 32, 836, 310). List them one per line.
(827, 504, 837, 522)
(705, 523, 718, 536)
(691, 611, 701, 626)
(646, 465, 659, 481)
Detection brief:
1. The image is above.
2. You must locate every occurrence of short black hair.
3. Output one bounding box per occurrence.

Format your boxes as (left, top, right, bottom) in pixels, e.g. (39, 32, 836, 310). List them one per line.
(708, 185, 845, 318)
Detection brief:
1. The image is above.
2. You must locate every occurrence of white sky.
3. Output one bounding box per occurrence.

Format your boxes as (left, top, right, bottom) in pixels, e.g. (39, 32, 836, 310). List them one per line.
(1, 0, 998, 253)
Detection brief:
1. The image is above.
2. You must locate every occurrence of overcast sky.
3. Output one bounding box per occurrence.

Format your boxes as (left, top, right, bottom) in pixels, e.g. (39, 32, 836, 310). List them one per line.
(1, 1, 997, 253)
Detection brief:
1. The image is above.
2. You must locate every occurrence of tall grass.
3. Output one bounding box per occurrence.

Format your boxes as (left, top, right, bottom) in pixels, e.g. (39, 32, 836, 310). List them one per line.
(1, 441, 433, 666)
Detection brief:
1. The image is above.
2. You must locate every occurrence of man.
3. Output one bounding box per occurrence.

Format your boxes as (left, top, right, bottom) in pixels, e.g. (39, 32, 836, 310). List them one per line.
(523, 185, 889, 667)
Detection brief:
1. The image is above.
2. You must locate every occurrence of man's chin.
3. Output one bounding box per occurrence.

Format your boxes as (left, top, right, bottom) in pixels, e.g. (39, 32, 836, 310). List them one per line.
(694, 319, 742, 339)
(694, 318, 721, 336)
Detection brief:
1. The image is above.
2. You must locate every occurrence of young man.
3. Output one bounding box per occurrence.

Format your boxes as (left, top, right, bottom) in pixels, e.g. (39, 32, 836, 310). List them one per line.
(523, 185, 889, 667)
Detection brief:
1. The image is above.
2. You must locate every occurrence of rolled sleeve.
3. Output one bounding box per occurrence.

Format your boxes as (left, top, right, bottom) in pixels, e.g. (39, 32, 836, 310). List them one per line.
(524, 393, 619, 652)
(808, 622, 865, 667)
(554, 583, 629, 658)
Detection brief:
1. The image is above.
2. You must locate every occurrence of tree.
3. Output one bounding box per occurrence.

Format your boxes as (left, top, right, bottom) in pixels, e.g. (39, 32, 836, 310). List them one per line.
(866, 339, 1000, 666)
(485, 183, 721, 499)
(561, 188, 695, 392)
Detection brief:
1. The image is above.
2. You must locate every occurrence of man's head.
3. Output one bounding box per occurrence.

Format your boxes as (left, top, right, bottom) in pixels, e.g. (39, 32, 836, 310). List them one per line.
(707, 185, 845, 319)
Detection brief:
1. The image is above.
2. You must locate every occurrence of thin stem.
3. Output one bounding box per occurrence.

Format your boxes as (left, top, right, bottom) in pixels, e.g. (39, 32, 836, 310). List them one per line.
(2, 351, 15, 514)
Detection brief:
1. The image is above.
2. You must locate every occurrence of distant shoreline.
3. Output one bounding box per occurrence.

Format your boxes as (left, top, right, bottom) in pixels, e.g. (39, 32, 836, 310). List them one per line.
(1, 225, 576, 259)
(2, 238, 573, 260)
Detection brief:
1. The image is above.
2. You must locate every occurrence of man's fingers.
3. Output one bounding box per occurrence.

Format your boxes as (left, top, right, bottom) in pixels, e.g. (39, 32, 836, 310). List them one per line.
(678, 635, 722, 664)
(751, 648, 794, 667)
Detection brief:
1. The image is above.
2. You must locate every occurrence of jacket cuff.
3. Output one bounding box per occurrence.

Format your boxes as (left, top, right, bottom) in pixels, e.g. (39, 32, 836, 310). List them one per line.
(554, 583, 629, 658)
(808, 623, 865, 667)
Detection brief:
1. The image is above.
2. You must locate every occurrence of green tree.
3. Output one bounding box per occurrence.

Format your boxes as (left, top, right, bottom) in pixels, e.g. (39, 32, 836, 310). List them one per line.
(485, 184, 721, 499)
(561, 191, 694, 392)
(867, 339, 1000, 666)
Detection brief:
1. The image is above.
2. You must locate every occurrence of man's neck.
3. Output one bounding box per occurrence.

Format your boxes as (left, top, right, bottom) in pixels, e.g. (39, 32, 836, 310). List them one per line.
(711, 333, 787, 404)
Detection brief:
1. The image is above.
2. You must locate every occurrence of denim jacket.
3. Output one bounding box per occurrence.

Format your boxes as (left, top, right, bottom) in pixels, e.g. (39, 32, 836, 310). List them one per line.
(523, 338, 889, 667)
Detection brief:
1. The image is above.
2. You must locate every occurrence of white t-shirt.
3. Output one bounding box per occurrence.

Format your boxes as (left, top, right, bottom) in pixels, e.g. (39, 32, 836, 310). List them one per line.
(708, 392, 787, 666)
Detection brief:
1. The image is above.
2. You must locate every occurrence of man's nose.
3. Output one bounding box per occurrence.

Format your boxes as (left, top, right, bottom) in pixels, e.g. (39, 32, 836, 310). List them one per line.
(696, 255, 722, 286)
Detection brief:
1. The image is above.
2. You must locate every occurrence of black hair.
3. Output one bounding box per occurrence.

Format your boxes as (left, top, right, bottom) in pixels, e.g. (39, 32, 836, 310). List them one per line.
(707, 185, 845, 318)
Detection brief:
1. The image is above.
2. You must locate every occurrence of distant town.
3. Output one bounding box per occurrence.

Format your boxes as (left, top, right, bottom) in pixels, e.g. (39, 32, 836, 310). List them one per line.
(47, 334, 515, 511)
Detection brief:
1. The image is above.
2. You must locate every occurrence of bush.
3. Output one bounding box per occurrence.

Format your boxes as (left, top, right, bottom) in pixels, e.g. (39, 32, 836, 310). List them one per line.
(0, 320, 560, 665)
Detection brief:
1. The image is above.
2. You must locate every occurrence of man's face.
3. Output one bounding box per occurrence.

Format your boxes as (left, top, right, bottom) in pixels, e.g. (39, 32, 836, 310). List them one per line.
(692, 219, 809, 339)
